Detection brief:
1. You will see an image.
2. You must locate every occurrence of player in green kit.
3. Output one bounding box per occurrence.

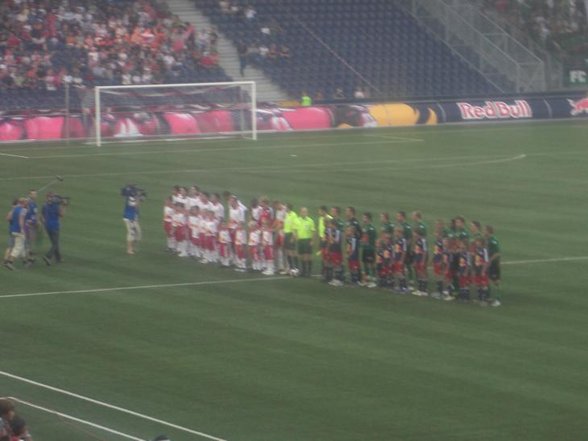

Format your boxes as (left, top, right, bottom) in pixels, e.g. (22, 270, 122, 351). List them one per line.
(485, 225, 502, 307)
(294, 207, 316, 277)
(396, 211, 414, 284)
(361, 212, 377, 288)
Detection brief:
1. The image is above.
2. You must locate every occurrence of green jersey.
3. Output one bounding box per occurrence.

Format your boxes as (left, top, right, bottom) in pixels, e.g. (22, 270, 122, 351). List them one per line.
(455, 227, 470, 241)
(401, 222, 413, 240)
(361, 223, 377, 249)
(487, 235, 500, 258)
(413, 221, 427, 237)
(381, 221, 394, 236)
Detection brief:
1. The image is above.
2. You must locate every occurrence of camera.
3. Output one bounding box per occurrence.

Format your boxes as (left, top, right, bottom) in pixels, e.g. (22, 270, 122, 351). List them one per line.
(121, 184, 147, 200)
(51, 194, 71, 206)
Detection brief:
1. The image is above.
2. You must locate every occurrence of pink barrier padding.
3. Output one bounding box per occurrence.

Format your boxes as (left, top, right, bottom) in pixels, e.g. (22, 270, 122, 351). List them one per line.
(0, 119, 25, 141)
(163, 112, 201, 135)
(25, 116, 64, 139)
(195, 110, 235, 133)
(256, 108, 291, 131)
(66, 117, 86, 138)
(281, 107, 333, 130)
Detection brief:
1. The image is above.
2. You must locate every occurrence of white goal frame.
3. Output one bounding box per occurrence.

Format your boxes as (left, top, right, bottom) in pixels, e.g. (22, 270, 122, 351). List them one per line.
(94, 81, 257, 146)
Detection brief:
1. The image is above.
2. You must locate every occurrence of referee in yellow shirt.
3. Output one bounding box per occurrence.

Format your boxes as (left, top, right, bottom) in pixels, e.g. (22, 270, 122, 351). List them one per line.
(317, 205, 332, 280)
(283, 203, 299, 274)
(294, 207, 316, 277)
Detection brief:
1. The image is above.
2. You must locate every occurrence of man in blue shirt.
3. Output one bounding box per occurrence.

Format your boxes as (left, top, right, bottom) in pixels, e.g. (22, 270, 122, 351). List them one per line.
(41, 192, 65, 265)
(3, 198, 27, 271)
(123, 189, 142, 255)
(25, 189, 38, 264)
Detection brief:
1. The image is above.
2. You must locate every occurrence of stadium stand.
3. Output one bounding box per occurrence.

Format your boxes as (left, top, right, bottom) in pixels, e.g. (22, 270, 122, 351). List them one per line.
(194, 0, 499, 100)
(0, 0, 231, 110)
(484, 0, 588, 63)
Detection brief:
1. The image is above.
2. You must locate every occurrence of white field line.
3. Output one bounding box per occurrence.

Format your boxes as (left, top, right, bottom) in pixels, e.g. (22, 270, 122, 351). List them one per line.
(0, 254, 586, 301)
(9, 397, 145, 441)
(0, 275, 286, 300)
(0, 153, 524, 182)
(502, 256, 588, 265)
(0, 152, 29, 159)
(0, 372, 228, 441)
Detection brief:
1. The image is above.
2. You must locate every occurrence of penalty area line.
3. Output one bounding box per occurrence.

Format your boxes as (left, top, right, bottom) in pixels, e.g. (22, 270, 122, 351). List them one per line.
(0, 275, 288, 300)
(8, 397, 145, 441)
(0, 372, 228, 441)
(502, 256, 588, 265)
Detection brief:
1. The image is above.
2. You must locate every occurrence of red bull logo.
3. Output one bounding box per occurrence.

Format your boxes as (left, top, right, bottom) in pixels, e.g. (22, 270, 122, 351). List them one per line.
(568, 97, 588, 116)
(457, 100, 532, 120)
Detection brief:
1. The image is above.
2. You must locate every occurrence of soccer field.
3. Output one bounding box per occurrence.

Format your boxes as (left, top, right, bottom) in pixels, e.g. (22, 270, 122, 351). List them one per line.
(1, 120, 587, 441)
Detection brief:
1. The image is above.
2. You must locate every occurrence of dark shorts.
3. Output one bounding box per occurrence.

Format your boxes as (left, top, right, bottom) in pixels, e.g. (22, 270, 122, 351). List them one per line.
(297, 238, 312, 255)
(285, 233, 296, 251)
(362, 249, 375, 264)
(489, 260, 501, 281)
(404, 250, 414, 265)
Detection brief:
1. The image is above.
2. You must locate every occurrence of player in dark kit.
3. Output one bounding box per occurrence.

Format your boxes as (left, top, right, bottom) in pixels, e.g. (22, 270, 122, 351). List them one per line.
(456, 240, 472, 301)
(376, 231, 393, 288)
(396, 211, 413, 283)
(411, 226, 428, 296)
(485, 225, 502, 307)
(472, 237, 490, 305)
(392, 226, 408, 293)
(360, 212, 377, 288)
(346, 226, 360, 284)
(327, 218, 344, 286)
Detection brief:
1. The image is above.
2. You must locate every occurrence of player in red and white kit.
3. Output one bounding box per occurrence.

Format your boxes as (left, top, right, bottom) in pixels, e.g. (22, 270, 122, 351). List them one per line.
(172, 204, 189, 257)
(228, 195, 248, 265)
(273, 200, 287, 274)
(248, 221, 261, 271)
(203, 210, 218, 264)
(234, 222, 247, 272)
(163, 197, 175, 252)
(472, 237, 490, 304)
(261, 219, 275, 275)
(218, 222, 232, 267)
(188, 206, 201, 258)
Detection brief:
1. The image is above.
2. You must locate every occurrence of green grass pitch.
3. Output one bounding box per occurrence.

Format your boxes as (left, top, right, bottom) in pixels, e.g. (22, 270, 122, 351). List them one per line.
(1, 120, 588, 441)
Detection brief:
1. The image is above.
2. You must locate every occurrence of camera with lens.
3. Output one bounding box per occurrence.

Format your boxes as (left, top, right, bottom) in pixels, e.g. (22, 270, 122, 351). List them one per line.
(51, 194, 71, 206)
(121, 184, 147, 201)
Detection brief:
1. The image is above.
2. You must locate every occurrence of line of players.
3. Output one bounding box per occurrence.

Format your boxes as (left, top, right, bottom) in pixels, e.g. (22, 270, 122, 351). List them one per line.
(163, 186, 502, 306)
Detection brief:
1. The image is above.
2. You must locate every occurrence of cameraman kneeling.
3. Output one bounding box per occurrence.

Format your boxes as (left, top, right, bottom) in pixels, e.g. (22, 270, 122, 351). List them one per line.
(41, 192, 65, 265)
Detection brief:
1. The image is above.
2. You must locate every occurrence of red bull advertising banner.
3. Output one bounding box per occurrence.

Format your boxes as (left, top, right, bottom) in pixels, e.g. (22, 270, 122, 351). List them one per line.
(0, 93, 587, 143)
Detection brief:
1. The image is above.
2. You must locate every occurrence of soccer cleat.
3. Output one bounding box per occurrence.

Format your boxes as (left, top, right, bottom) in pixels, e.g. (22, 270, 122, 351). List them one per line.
(279, 269, 289, 275)
(3, 262, 15, 271)
(262, 269, 274, 276)
(411, 290, 423, 296)
(431, 292, 442, 300)
(366, 282, 377, 288)
(42, 256, 51, 266)
(443, 294, 455, 301)
(328, 279, 344, 287)
(491, 299, 501, 307)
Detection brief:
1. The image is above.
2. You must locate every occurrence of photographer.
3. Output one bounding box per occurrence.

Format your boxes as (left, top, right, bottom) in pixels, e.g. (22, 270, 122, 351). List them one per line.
(3, 198, 27, 271)
(122, 185, 144, 255)
(41, 192, 65, 265)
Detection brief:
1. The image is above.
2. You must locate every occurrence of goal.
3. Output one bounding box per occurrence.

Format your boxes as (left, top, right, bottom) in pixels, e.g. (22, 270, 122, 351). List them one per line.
(87, 81, 257, 146)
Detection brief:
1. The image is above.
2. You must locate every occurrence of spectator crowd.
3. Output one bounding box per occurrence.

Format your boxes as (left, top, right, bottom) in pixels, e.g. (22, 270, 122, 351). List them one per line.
(0, 0, 225, 93)
(486, 0, 588, 60)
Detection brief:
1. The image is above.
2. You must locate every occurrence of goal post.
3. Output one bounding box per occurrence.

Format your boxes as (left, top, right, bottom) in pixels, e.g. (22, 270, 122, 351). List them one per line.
(88, 81, 257, 146)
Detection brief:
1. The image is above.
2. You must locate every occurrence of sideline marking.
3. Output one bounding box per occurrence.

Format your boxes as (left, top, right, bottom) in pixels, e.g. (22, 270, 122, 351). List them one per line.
(0, 152, 28, 159)
(0, 372, 228, 441)
(1, 255, 587, 301)
(502, 256, 588, 265)
(0, 275, 286, 300)
(9, 397, 145, 441)
(0, 153, 525, 182)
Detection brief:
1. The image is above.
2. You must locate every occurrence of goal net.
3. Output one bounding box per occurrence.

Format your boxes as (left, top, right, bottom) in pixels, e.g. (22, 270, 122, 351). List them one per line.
(84, 81, 256, 146)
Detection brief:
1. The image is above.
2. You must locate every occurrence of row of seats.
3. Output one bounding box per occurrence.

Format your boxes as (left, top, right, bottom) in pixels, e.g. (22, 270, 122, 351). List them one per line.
(195, 0, 497, 100)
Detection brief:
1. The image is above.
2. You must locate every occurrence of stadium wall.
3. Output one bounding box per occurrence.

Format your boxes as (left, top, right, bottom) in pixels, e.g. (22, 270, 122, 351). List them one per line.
(0, 93, 587, 143)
